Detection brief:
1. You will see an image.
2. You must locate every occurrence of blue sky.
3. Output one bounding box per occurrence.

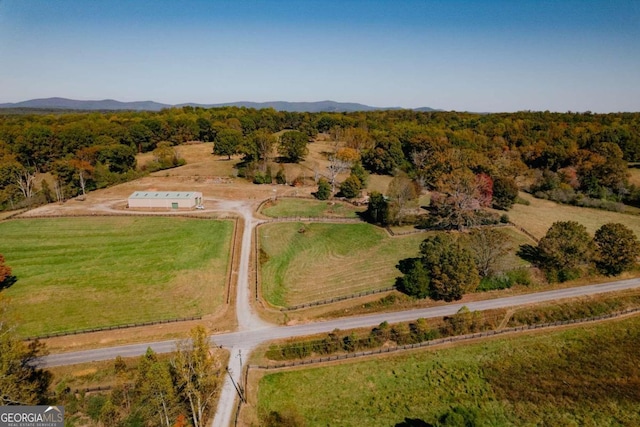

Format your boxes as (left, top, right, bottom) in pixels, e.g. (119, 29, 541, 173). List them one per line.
(0, 0, 638, 112)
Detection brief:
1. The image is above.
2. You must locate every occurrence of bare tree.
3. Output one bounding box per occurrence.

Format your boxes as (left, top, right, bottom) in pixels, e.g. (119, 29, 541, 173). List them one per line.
(327, 155, 351, 192)
(69, 159, 93, 199)
(13, 166, 36, 202)
(53, 179, 64, 203)
(326, 147, 359, 192)
(411, 150, 429, 188)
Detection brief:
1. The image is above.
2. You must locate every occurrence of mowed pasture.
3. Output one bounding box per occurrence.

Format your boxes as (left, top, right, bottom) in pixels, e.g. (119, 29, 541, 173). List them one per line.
(508, 192, 640, 239)
(260, 198, 364, 219)
(0, 217, 233, 337)
(258, 222, 530, 307)
(259, 223, 427, 307)
(255, 315, 640, 426)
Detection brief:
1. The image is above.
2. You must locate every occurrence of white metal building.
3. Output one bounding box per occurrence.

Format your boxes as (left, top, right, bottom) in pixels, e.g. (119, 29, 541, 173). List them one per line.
(127, 191, 203, 210)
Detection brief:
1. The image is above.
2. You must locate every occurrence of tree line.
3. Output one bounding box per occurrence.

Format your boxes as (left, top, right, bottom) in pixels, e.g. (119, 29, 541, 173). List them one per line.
(1, 107, 639, 211)
(395, 221, 640, 302)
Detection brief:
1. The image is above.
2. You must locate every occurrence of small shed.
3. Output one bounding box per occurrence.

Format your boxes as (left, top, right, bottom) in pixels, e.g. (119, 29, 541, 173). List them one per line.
(127, 191, 203, 210)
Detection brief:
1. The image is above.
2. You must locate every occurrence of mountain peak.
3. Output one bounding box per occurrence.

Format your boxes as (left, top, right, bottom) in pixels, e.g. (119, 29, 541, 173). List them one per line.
(0, 98, 439, 113)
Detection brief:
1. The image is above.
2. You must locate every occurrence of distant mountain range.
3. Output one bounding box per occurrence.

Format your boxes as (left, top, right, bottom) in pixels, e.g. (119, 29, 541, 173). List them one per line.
(0, 97, 439, 113)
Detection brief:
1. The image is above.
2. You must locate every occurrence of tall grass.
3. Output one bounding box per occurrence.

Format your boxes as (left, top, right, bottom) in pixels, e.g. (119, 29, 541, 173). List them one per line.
(257, 315, 640, 426)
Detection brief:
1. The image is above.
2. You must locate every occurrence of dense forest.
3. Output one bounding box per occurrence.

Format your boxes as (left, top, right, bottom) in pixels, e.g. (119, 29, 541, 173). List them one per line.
(1, 106, 639, 212)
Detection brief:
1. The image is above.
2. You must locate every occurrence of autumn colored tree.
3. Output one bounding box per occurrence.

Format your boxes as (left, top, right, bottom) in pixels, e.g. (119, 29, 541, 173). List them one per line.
(172, 326, 221, 427)
(0, 295, 51, 405)
(594, 223, 640, 275)
(68, 158, 94, 198)
(0, 254, 13, 287)
(136, 348, 179, 427)
(476, 173, 493, 207)
(428, 171, 492, 230)
(343, 127, 373, 151)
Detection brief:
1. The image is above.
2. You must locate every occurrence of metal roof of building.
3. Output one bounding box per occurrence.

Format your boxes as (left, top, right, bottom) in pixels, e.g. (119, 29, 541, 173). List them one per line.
(128, 191, 201, 199)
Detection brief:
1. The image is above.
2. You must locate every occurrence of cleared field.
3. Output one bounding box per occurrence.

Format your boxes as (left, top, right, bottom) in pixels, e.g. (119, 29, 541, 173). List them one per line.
(259, 223, 428, 307)
(0, 217, 233, 337)
(260, 199, 364, 218)
(508, 192, 640, 239)
(255, 315, 640, 426)
(259, 223, 529, 307)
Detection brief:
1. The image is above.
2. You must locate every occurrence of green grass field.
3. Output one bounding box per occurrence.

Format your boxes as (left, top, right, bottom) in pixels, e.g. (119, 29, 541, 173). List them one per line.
(256, 315, 640, 426)
(0, 217, 233, 337)
(259, 223, 529, 307)
(260, 198, 364, 218)
(259, 223, 429, 307)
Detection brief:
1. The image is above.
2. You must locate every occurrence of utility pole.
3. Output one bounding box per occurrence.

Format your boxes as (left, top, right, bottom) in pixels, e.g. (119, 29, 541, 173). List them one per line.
(226, 367, 246, 403)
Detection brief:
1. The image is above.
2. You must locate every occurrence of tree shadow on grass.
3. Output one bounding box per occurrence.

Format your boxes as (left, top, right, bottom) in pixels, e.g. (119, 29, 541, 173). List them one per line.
(0, 275, 17, 291)
(394, 418, 433, 427)
(516, 244, 542, 264)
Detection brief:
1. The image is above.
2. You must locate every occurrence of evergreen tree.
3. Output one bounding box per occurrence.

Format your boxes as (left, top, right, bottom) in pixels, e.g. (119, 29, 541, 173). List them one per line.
(365, 191, 389, 225)
(315, 178, 331, 200)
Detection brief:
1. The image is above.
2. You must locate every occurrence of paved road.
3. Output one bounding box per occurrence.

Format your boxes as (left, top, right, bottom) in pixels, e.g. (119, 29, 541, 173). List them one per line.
(32, 199, 640, 427)
(40, 277, 640, 368)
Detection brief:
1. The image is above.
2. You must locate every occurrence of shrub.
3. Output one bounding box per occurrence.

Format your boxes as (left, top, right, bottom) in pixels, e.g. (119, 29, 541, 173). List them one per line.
(477, 275, 513, 292)
(339, 174, 362, 199)
(476, 269, 531, 292)
(314, 178, 331, 200)
(275, 167, 287, 184)
(253, 171, 273, 184)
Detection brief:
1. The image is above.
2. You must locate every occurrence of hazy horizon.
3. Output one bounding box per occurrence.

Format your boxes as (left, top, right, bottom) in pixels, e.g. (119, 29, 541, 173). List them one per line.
(1, 0, 639, 113)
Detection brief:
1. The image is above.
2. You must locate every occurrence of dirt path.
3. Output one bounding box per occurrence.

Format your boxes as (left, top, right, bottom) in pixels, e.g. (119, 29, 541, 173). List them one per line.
(210, 200, 272, 427)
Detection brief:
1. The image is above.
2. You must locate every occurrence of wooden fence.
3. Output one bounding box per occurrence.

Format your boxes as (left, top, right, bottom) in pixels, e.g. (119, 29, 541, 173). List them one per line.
(250, 307, 640, 370)
(281, 288, 395, 311)
(24, 316, 202, 341)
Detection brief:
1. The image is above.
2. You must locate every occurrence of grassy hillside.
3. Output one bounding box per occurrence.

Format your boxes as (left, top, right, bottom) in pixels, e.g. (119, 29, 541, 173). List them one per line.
(259, 222, 414, 307)
(256, 315, 640, 426)
(258, 222, 530, 307)
(0, 217, 233, 336)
